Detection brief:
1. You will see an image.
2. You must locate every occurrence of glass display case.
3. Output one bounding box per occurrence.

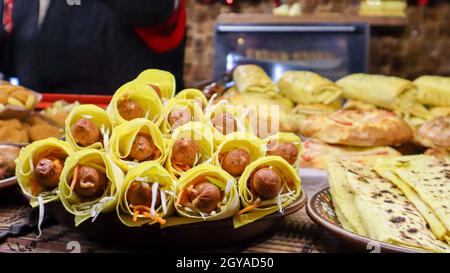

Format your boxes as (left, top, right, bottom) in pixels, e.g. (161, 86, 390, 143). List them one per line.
(214, 22, 369, 81)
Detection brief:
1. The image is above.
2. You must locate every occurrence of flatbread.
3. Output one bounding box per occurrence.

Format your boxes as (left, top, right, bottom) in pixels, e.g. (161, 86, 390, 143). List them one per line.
(377, 156, 450, 233)
(375, 157, 450, 242)
(328, 159, 450, 252)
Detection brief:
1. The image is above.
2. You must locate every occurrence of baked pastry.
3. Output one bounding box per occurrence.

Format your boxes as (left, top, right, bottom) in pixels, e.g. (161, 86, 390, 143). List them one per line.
(416, 116, 450, 150)
(300, 139, 401, 170)
(300, 109, 413, 147)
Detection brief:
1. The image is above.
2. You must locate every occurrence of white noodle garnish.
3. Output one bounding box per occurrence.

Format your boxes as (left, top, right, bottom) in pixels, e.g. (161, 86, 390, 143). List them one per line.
(225, 179, 234, 195)
(204, 93, 219, 114)
(165, 190, 175, 197)
(199, 211, 206, 220)
(145, 110, 150, 119)
(150, 182, 159, 216)
(90, 196, 115, 222)
(135, 176, 149, 183)
(160, 189, 167, 214)
(36, 196, 44, 238)
(276, 193, 284, 214)
(204, 157, 212, 165)
(193, 153, 200, 166)
(101, 125, 109, 150)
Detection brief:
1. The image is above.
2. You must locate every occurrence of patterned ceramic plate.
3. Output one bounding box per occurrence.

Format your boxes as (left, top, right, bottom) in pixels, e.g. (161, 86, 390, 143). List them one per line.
(306, 187, 424, 253)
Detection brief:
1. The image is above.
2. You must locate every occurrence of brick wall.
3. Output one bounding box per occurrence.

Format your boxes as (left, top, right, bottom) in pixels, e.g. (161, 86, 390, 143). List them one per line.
(183, 0, 450, 86)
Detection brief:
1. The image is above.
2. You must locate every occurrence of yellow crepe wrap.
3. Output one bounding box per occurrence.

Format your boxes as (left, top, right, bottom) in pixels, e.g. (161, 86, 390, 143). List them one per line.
(292, 100, 342, 117)
(233, 65, 277, 94)
(160, 98, 205, 134)
(175, 88, 208, 110)
(165, 122, 214, 178)
(234, 156, 301, 228)
(278, 71, 343, 105)
(107, 80, 164, 127)
(65, 104, 112, 151)
(213, 131, 265, 175)
(205, 103, 252, 145)
(116, 162, 176, 227)
(16, 138, 73, 207)
(58, 149, 124, 226)
(164, 164, 239, 227)
(414, 76, 450, 107)
(108, 118, 166, 172)
(337, 74, 431, 119)
(135, 69, 176, 101)
(263, 132, 302, 167)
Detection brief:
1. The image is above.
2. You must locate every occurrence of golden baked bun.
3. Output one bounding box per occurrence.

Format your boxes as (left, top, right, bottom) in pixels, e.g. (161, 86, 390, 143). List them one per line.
(300, 109, 413, 147)
(416, 116, 450, 150)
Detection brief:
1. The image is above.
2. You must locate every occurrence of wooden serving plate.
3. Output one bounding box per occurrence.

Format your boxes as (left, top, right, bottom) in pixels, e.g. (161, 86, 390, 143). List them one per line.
(47, 191, 307, 250)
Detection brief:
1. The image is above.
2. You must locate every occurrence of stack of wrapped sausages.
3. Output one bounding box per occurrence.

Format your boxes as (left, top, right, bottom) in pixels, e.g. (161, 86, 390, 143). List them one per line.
(15, 69, 302, 229)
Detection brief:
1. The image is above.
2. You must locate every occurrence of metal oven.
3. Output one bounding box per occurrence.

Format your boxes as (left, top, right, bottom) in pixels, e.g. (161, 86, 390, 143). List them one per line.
(214, 22, 370, 81)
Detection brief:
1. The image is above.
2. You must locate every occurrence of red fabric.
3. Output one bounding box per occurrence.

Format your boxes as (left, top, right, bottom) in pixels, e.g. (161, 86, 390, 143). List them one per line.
(134, 0, 186, 53)
(2, 0, 13, 33)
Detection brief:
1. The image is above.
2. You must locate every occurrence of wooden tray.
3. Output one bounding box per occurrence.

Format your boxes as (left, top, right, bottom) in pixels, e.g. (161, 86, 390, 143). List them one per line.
(47, 191, 307, 250)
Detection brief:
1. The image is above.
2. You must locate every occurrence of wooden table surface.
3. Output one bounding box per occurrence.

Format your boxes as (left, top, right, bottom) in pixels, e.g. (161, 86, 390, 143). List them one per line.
(0, 175, 355, 253)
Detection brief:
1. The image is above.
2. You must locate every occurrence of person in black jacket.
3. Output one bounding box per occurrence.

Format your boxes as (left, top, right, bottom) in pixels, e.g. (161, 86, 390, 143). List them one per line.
(0, 0, 186, 94)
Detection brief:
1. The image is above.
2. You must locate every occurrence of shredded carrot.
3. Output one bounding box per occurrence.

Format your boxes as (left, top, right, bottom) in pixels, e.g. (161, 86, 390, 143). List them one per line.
(132, 205, 166, 225)
(133, 207, 139, 222)
(237, 198, 261, 215)
(176, 188, 187, 207)
(69, 165, 79, 192)
(131, 205, 151, 212)
(143, 212, 166, 225)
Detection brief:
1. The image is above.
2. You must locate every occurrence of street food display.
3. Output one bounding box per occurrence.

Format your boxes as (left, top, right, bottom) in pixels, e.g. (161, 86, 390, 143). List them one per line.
(6, 63, 449, 253)
(14, 68, 303, 232)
